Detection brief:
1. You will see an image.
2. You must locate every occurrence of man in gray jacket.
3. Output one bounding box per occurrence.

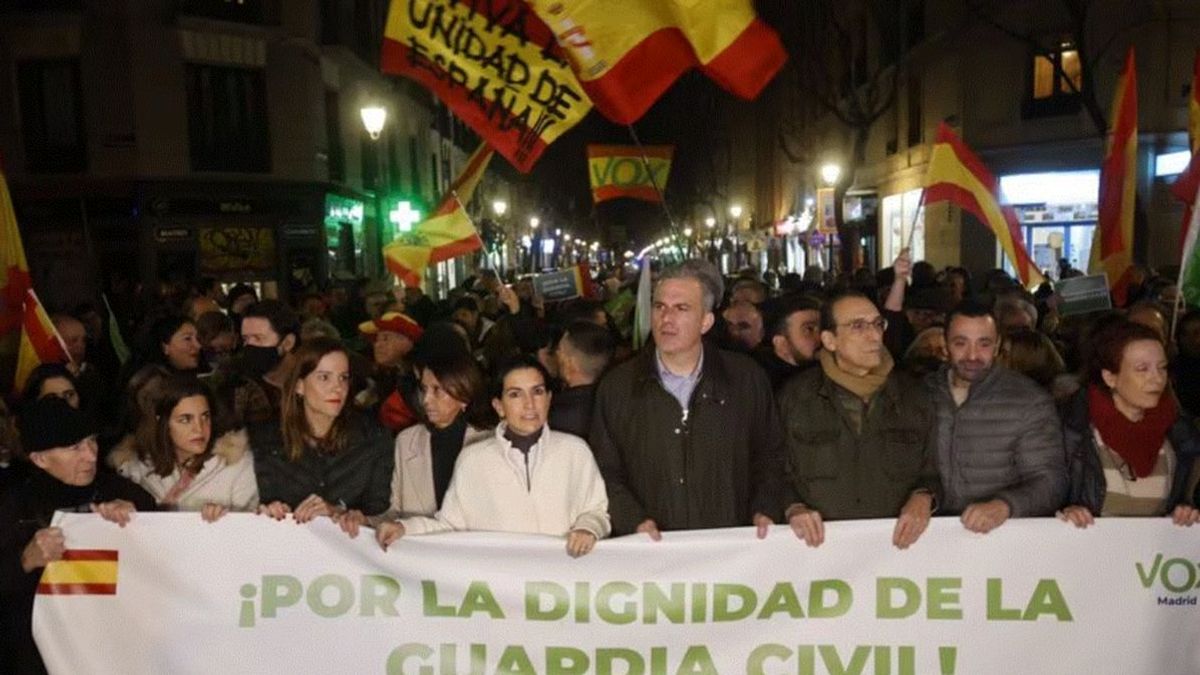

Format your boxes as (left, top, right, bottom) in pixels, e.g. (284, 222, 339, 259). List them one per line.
(926, 300, 1066, 533)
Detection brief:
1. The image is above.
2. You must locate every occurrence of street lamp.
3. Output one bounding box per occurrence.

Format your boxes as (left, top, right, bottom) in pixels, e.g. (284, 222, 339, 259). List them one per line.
(705, 217, 716, 229)
(820, 163, 842, 186)
(361, 105, 388, 278)
(492, 200, 508, 217)
(529, 217, 540, 229)
(360, 106, 387, 140)
(729, 204, 743, 220)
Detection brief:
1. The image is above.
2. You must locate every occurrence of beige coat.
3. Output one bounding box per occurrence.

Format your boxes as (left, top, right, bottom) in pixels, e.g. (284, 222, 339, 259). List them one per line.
(372, 423, 491, 521)
(109, 429, 259, 512)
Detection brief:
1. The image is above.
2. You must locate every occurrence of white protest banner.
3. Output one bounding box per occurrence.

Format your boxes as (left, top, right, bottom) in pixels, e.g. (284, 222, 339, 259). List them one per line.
(33, 514, 1200, 674)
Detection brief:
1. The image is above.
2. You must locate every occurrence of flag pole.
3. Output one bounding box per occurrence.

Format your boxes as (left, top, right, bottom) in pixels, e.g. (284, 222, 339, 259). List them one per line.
(905, 189, 926, 253)
(626, 124, 682, 241)
(1171, 182, 1200, 339)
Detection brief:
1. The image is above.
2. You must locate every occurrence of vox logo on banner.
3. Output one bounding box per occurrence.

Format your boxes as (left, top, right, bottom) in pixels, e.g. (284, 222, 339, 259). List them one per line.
(587, 145, 673, 204)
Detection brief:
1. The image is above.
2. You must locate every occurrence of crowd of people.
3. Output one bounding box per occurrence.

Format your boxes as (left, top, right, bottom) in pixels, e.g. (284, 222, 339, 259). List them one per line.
(2, 254, 1199, 673)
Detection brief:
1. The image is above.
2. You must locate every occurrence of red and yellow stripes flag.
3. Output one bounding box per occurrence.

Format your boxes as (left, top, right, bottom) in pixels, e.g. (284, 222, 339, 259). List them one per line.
(384, 144, 493, 288)
(526, 0, 787, 125)
(0, 154, 33, 354)
(1090, 48, 1138, 306)
(381, 0, 591, 172)
(15, 288, 71, 393)
(1171, 50, 1200, 245)
(37, 549, 119, 596)
(587, 145, 673, 204)
(923, 123, 1045, 288)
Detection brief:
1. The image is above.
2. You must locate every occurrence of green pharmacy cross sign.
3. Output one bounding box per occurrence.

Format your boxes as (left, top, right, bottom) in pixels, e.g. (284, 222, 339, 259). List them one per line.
(389, 200, 422, 238)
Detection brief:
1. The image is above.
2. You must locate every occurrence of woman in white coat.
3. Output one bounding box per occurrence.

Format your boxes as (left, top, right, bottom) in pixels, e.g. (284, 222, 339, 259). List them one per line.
(110, 376, 258, 519)
(375, 356, 610, 557)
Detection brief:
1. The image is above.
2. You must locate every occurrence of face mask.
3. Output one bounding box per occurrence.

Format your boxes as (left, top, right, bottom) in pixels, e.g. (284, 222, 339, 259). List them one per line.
(240, 344, 281, 378)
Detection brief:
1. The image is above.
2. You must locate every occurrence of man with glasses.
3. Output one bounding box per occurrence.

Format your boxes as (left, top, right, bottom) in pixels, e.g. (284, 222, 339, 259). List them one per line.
(778, 291, 941, 549)
(927, 301, 1065, 533)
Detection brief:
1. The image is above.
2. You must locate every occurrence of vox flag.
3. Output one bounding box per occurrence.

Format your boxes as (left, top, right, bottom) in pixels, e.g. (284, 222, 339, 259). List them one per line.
(1090, 48, 1138, 307)
(385, 144, 493, 288)
(527, 0, 787, 125)
(587, 145, 673, 204)
(923, 123, 1045, 288)
(381, 0, 591, 172)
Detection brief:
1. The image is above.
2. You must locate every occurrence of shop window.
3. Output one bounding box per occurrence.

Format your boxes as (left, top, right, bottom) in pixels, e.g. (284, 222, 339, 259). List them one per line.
(1024, 41, 1083, 118)
(185, 64, 270, 172)
(17, 59, 86, 173)
(180, 0, 276, 24)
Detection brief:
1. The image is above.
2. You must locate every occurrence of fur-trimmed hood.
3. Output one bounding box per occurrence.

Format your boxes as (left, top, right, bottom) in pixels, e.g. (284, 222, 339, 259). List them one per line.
(107, 428, 250, 470)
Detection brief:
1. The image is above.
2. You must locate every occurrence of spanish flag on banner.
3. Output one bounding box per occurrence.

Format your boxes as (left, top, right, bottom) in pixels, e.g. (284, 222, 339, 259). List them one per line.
(385, 144, 493, 288)
(0, 155, 33, 354)
(37, 549, 119, 595)
(1090, 48, 1138, 307)
(527, 0, 787, 125)
(15, 288, 71, 393)
(587, 145, 673, 204)
(381, 0, 591, 173)
(923, 123, 1045, 288)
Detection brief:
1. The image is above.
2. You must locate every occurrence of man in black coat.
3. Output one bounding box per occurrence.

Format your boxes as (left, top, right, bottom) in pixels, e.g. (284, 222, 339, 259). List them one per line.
(549, 321, 614, 438)
(590, 259, 785, 537)
(0, 398, 156, 675)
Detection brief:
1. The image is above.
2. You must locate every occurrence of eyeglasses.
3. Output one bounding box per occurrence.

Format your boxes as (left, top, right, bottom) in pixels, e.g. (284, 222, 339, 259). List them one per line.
(836, 317, 888, 334)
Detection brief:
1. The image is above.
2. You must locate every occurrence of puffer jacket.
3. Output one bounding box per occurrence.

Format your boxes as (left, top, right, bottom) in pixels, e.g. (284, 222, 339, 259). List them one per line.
(249, 412, 394, 514)
(109, 429, 259, 512)
(1061, 388, 1200, 514)
(925, 364, 1066, 516)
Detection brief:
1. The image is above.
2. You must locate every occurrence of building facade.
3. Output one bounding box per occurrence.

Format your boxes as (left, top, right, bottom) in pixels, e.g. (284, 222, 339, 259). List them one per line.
(0, 0, 509, 309)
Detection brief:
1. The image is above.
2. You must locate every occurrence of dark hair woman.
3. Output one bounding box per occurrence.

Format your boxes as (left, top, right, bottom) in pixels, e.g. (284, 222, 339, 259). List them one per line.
(1060, 319, 1200, 528)
(374, 355, 610, 557)
(108, 376, 257, 520)
(337, 350, 495, 538)
(249, 337, 392, 524)
(20, 363, 80, 411)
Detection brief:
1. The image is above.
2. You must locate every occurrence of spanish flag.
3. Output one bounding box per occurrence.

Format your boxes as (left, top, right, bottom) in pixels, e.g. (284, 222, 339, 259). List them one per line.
(14, 288, 71, 393)
(1090, 48, 1138, 307)
(37, 549, 119, 595)
(587, 145, 673, 204)
(380, 0, 591, 172)
(0, 154, 32, 353)
(384, 143, 493, 288)
(923, 123, 1045, 288)
(527, 0, 787, 124)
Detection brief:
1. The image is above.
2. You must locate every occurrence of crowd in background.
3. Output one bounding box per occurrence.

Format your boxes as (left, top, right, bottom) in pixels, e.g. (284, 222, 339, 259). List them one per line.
(1, 253, 1199, 673)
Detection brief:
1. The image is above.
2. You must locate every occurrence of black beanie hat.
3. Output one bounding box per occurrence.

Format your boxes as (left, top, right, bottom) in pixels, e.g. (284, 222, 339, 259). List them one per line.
(18, 396, 95, 453)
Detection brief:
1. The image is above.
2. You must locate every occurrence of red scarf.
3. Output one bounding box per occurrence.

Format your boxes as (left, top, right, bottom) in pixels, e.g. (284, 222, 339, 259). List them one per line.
(1088, 383, 1176, 478)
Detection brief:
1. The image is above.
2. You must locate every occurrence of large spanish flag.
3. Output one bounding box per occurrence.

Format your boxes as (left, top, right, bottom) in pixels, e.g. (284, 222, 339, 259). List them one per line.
(381, 0, 591, 172)
(37, 549, 119, 595)
(526, 0, 787, 124)
(923, 123, 1045, 288)
(384, 143, 493, 288)
(587, 145, 673, 204)
(14, 288, 71, 393)
(0, 154, 33, 353)
(1089, 48, 1138, 307)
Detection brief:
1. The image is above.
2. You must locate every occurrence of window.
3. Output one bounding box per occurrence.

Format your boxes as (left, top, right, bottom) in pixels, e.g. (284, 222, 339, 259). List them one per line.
(324, 91, 344, 182)
(185, 64, 270, 172)
(17, 60, 86, 173)
(907, 75, 922, 147)
(408, 137, 422, 196)
(388, 134, 402, 191)
(1155, 150, 1191, 177)
(906, 0, 925, 46)
(1025, 41, 1083, 118)
(180, 0, 276, 24)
